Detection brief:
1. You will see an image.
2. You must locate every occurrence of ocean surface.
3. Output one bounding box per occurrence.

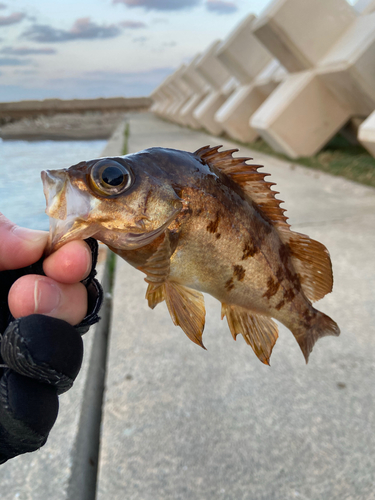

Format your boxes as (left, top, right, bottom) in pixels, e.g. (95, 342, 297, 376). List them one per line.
(0, 139, 106, 230)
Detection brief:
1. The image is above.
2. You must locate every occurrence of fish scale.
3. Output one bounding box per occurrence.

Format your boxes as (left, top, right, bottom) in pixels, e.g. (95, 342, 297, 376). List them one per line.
(42, 145, 340, 365)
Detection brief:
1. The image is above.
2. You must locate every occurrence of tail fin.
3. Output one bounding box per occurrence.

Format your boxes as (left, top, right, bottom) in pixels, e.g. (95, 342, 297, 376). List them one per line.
(293, 310, 340, 363)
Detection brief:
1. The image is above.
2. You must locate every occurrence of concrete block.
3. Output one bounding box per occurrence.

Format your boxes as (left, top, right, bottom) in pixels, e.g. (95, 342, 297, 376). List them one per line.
(175, 55, 211, 128)
(355, 0, 375, 14)
(193, 90, 227, 135)
(317, 12, 375, 116)
(216, 14, 272, 84)
(193, 40, 239, 135)
(195, 40, 232, 90)
(215, 83, 265, 143)
(252, 0, 357, 72)
(358, 110, 375, 157)
(180, 93, 208, 129)
(250, 71, 351, 158)
(248, 0, 375, 157)
(159, 66, 192, 122)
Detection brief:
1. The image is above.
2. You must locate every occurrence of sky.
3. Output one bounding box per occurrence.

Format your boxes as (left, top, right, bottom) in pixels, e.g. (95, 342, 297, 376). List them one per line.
(0, 0, 358, 102)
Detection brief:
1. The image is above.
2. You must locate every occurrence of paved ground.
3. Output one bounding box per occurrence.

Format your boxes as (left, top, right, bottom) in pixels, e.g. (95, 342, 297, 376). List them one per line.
(96, 113, 375, 500)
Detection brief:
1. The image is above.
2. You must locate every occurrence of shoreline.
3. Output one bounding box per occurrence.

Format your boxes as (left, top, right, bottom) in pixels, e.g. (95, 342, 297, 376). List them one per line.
(0, 111, 128, 142)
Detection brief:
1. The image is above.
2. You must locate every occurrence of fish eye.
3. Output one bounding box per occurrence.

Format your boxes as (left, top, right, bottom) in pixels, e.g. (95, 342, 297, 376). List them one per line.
(90, 159, 133, 196)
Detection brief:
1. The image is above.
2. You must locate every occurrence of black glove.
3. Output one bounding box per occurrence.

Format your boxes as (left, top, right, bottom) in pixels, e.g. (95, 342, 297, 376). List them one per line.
(0, 238, 103, 464)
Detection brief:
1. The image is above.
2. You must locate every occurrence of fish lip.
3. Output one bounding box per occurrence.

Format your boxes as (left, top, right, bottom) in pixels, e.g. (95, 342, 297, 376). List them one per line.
(46, 217, 98, 255)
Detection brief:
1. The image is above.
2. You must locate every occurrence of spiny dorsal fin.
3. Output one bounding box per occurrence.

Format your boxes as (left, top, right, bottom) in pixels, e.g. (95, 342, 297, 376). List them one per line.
(165, 281, 206, 349)
(195, 145, 334, 302)
(194, 145, 289, 230)
(221, 303, 278, 365)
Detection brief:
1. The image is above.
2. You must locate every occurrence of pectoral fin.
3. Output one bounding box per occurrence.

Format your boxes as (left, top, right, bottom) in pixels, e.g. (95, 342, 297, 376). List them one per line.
(165, 282, 206, 349)
(221, 304, 278, 365)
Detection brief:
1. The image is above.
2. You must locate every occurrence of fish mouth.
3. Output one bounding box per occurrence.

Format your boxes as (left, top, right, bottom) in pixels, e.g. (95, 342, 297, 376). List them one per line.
(46, 206, 180, 254)
(46, 217, 99, 255)
(42, 169, 95, 255)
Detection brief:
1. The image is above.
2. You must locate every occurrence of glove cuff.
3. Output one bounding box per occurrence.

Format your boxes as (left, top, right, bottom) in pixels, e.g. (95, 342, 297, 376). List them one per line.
(74, 238, 103, 335)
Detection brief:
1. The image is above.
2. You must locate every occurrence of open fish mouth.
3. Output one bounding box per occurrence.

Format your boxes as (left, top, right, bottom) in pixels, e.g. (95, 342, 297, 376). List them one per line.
(46, 205, 181, 254)
(46, 217, 99, 255)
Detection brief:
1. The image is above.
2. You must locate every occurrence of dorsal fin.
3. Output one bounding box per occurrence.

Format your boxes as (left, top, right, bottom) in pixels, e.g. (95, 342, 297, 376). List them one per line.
(194, 145, 289, 230)
(194, 145, 333, 302)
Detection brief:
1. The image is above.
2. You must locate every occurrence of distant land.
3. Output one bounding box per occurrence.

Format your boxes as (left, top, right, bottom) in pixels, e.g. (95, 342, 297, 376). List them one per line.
(0, 97, 152, 141)
(0, 97, 152, 122)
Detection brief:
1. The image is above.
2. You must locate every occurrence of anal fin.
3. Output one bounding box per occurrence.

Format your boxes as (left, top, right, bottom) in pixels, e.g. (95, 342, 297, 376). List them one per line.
(146, 283, 166, 309)
(221, 304, 278, 365)
(165, 281, 206, 349)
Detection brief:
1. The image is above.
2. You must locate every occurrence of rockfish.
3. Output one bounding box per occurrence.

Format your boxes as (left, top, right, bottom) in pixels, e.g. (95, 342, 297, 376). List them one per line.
(41, 146, 340, 364)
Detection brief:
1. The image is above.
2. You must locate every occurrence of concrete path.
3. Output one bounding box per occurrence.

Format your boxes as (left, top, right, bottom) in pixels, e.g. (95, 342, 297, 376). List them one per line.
(96, 113, 375, 499)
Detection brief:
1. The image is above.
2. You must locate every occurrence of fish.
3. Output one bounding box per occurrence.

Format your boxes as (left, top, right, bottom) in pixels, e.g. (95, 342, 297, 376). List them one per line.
(41, 145, 340, 364)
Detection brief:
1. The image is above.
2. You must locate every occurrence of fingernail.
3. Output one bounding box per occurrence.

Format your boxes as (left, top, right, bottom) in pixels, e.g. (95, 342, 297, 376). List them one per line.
(34, 278, 61, 314)
(12, 226, 47, 243)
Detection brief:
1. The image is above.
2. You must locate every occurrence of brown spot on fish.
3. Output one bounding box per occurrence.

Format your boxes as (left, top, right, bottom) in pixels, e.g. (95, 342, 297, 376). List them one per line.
(242, 240, 259, 260)
(275, 299, 285, 311)
(283, 288, 296, 303)
(225, 277, 235, 291)
(207, 211, 220, 234)
(233, 265, 245, 281)
(216, 233, 221, 239)
(263, 276, 280, 300)
(303, 308, 314, 324)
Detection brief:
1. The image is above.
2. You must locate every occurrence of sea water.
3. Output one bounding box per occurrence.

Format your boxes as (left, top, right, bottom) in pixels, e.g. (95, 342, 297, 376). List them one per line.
(0, 139, 106, 230)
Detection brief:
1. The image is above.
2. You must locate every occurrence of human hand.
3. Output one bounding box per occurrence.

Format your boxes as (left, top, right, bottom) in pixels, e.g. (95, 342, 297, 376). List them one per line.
(0, 213, 102, 463)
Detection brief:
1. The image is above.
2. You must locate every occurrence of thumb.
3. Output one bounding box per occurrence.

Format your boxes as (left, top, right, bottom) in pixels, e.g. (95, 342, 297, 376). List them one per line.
(0, 213, 48, 271)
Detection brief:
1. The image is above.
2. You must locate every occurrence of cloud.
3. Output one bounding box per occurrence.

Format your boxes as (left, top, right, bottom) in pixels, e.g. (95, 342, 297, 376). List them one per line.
(13, 68, 38, 75)
(113, 0, 200, 11)
(132, 36, 148, 43)
(206, 0, 238, 14)
(0, 57, 31, 66)
(0, 12, 26, 26)
(0, 66, 174, 101)
(23, 17, 121, 43)
(120, 20, 146, 28)
(0, 46, 56, 55)
(0, 3, 6, 9)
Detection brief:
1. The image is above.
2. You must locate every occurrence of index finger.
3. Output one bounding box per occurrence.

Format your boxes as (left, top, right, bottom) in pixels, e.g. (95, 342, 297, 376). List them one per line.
(0, 213, 48, 272)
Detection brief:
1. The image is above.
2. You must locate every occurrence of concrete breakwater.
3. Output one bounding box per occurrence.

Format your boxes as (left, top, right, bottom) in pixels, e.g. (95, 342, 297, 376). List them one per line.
(0, 96, 151, 121)
(0, 97, 152, 141)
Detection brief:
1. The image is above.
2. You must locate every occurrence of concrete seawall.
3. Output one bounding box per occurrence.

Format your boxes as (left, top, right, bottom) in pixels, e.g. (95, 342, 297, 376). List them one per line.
(0, 97, 152, 121)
